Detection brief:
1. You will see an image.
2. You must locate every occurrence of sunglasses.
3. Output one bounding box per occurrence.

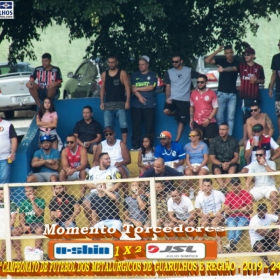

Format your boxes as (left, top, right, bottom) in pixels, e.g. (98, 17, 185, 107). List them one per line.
(250, 109, 258, 112)
(197, 81, 205, 84)
(189, 134, 197, 137)
(244, 53, 252, 56)
(104, 133, 113, 137)
(172, 60, 180, 63)
(66, 141, 74, 144)
(256, 154, 264, 157)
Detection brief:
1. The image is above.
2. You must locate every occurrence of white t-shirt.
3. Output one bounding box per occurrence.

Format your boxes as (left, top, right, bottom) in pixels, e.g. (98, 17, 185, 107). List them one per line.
(248, 160, 275, 187)
(249, 214, 278, 247)
(167, 195, 194, 220)
(88, 165, 121, 192)
(195, 190, 225, 214)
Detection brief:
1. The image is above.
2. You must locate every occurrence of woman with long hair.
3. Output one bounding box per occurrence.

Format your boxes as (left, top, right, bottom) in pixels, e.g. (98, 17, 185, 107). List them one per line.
(138, 135, 155, 175)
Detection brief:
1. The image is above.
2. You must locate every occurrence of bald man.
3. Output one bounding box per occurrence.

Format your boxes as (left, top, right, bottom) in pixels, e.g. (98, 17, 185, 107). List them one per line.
(140, 158, 183, 177)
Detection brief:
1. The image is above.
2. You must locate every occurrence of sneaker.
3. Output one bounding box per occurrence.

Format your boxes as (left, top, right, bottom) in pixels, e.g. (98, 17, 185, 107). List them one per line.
(223, 240, 236, 253)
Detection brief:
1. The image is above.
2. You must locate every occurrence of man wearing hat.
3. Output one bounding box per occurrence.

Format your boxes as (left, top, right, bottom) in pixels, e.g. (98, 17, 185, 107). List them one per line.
(27, 135, 60, 195)
(269, 39, 280, 143)
(239, 47, 265, 146)
(130, 56, 158, 150)
(249, 203, 280, 266)
(93, 126, 131, 178)
(223, 177, 253, 253)
(243, 123, 280, 172)
(246, 101, 274, 140)
(154, 131, 185, 172)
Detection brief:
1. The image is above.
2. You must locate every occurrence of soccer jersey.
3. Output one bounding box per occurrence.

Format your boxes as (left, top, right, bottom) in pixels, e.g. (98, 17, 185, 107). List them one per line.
(19, 198, 46, 224)
(154, 141, 185, 163)
(66, 146, 82, 169)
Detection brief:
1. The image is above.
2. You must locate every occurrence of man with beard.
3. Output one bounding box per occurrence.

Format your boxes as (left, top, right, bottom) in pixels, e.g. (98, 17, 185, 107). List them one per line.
(59, 134, 90, 198)
(100, 55, 131, 144)
(27, 135, 60, 196)
(49, 185, 80, 228)
(84, 152, 121, 226)
(190, 74, 219, 142)
(26, 53, 62, 107)
(130, 56, 157, 149)
(163, 54, 199, 142)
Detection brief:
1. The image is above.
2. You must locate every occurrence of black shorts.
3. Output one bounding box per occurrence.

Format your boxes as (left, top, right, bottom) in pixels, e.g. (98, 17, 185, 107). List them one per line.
(212, 163, 239, 174)
(253, 232, 278, 252)
(38, 88, 60, 102)
(193, 122, 218, 139)
(164, 100, 190, 124)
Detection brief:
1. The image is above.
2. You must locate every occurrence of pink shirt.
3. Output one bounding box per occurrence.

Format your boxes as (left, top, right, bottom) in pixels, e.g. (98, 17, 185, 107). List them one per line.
(224, 190, 252, 218)
(38, 111, 58, 132)
(190, 89, 218, 125)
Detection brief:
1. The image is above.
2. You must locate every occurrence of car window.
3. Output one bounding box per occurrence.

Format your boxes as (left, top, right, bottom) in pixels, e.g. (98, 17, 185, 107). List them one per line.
(87, 62, 98, 78)
(0, 66, 10, 75)
(0, 64, 33, 75)
(75, 62, 89, 76)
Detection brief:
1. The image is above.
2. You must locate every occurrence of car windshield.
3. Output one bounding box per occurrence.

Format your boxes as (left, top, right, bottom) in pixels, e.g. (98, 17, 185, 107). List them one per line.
(0, 63, 33, 75)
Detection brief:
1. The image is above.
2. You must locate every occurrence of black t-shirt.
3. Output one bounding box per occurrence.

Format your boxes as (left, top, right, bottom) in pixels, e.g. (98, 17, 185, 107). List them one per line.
(215, 58, 239, 93)
(140, 166, 183, 177)
(271, 53, 280, 94)
(91, 195, 120, 221)
(49, 194, 77, 223)
(73, 118, 102, 142)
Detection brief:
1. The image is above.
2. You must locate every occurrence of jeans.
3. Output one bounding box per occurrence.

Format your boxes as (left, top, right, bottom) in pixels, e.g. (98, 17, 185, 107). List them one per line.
(104, 109, 128, 131)
(216, 91, 237, 135)
(0, 159, 11, 183)
(226, 216, 249, 244)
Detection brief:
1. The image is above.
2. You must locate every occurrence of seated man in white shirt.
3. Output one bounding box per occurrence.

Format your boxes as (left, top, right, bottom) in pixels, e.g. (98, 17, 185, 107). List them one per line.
(195, 179, 225, 253)
(249, 203, 280, 267)
(167, 188, 197, 229)
(246, 147, 279, 214)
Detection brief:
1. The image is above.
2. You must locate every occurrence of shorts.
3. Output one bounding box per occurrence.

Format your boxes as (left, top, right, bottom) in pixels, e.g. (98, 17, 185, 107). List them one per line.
(66, 168, 89, 181)
(185, 164, 209, 172)
(164, 100, 190, 124)
(86, 142, 99, 154)
(39, 130, 58, 142)
(275, 96, 280, 116)
(38, 88, 60, 101)
(119, 165, 130, 177)
(212, 163, 239, 174)
(193, 122, 218, 139)
(25, 223, 45, 234)
(33, 172, 59, 182)
(242, 99, 260, 124)
(250, 186, 278, 200)
(253, 231, 278, 252)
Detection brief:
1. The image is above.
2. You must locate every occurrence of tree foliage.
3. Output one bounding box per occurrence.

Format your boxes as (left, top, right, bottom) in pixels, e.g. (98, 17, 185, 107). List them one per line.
(1, 0, 280, 75)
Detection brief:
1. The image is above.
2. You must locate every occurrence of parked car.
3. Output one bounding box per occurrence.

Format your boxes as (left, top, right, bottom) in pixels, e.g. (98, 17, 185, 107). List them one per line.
(0, 62, 36, 118)
(63, 58, 104, 99)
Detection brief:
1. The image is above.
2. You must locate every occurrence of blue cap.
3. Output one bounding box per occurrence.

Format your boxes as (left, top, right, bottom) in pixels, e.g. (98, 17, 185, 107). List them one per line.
(40, 135, 51, 143)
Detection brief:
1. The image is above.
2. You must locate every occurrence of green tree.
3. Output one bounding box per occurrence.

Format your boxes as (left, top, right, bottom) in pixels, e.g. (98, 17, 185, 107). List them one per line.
(1, 0, 280, 75)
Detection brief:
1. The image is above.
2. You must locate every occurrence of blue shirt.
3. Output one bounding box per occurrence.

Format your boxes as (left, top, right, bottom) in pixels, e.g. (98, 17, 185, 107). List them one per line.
(130, 70, 157, 108)
(184, 142, 208, 165)
(154, 141, 185, 162)
(33, 148, 60, 173)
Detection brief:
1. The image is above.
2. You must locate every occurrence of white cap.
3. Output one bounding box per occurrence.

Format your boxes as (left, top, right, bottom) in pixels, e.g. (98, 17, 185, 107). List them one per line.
(140, 55, 150, 63)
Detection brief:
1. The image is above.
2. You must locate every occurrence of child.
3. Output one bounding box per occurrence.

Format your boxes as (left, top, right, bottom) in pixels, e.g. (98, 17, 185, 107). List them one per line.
(36, 97, 61, 150)
(138, 135, 155, 175)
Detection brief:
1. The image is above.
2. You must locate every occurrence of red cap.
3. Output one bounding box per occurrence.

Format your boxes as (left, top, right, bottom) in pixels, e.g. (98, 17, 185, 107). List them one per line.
(158, 131, 172, 139)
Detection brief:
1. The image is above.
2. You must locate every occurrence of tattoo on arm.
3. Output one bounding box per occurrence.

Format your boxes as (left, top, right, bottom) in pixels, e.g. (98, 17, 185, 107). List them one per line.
(265, 114, 274, 129)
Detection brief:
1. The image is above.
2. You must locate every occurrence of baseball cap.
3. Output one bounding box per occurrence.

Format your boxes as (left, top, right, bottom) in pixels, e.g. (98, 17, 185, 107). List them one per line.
(140, 55, 150, 63)
(103, 126, 114, 133)
(158, 131, 172, 139)
(40, 135, 51, 143)
(230, 177, 241, 185)
(252, 124, 263, 132)
(244, 47, 255, 55)
(257, 203, 268, 212)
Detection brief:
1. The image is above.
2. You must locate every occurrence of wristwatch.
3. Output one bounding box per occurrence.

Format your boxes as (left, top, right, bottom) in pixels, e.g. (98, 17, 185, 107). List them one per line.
(264, 163, 268, 167)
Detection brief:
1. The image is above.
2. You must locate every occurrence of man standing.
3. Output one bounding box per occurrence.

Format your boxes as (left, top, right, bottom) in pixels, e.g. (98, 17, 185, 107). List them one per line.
(239, 47, 265, 145)
(59, 134, 89, 198)
(163, 54, 199, 142)
(100, 55, 131, 143)
(204, 45, 239, 135)
(130, 56, 157, 149)
(246, 148, 279, 214)
(190, 74, 219, 142)
(269, 40, 280, 142)
(94, 126, 131, 178)
(26, 53, 62, 107)
(49, 185, 80, 228)
(0, 117, 17, 183)
(209, 123, 239, 193)
(73, 105, 102, 154)
(245, 101, 274, 139)
(27, 135, 60, 196)
(155, 131, 185, 173)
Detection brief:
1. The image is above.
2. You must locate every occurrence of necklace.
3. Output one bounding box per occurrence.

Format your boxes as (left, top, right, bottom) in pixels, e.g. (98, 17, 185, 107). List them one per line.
(164, 147, 172, 156)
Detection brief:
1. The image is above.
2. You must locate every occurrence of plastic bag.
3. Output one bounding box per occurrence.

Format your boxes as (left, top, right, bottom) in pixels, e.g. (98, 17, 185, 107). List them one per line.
(24, 246, 43, 261)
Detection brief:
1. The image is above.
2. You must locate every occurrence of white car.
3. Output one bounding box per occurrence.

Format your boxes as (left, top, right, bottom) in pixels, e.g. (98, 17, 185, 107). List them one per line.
(0, 62, 36, 118)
